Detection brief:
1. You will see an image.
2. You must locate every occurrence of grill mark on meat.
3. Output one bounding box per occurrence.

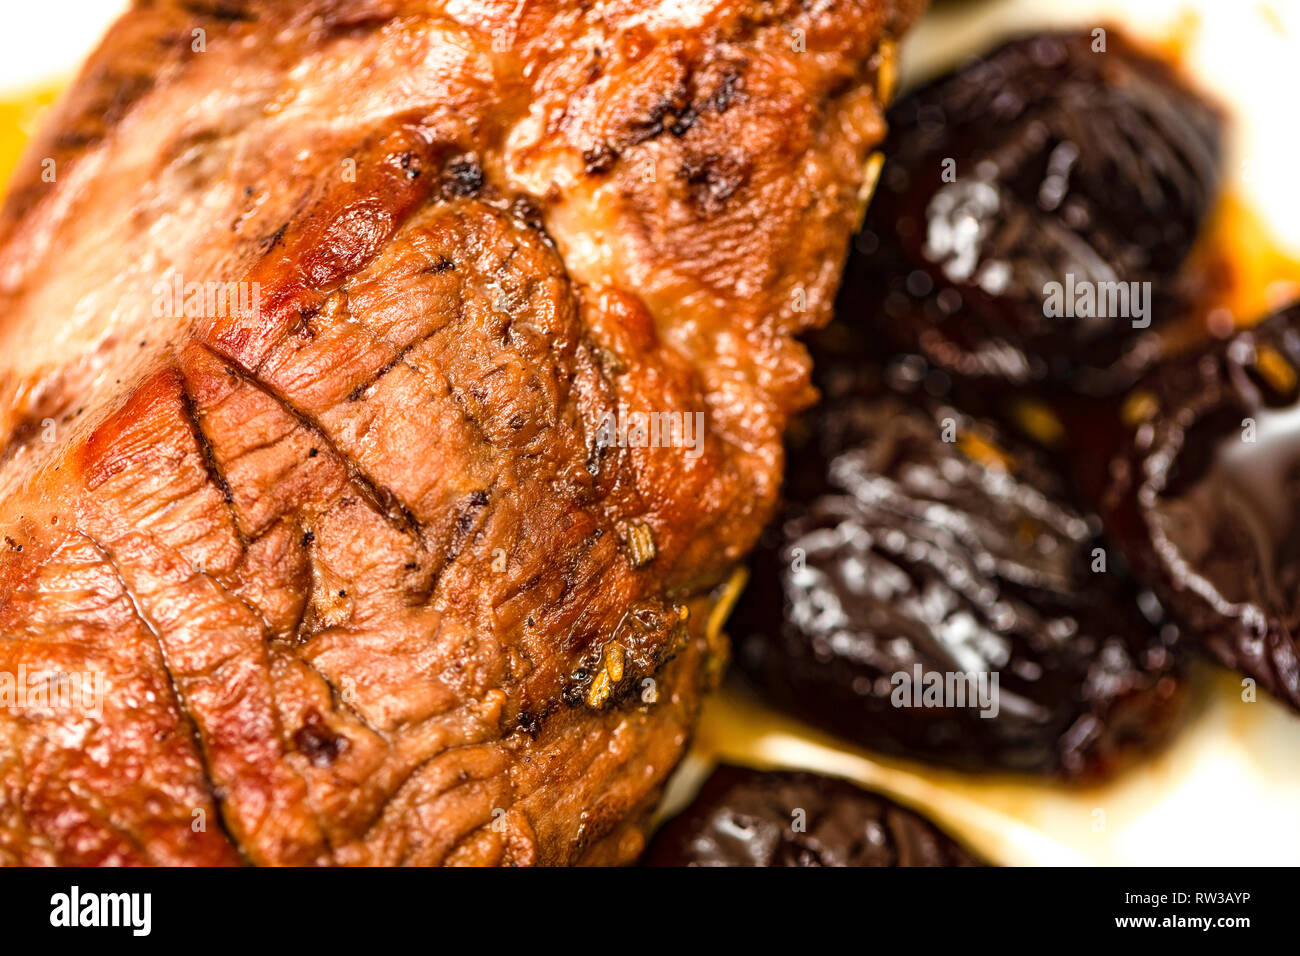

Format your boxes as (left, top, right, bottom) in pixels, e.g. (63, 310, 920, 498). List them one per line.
(146, 543, 337, 853)
(438, 366, 496, 451)
(171, 343, 491, 854)
(82, 434, 337, 860)
(345, 335, 430, 403)
(595, 58, 750, 162)
(73, 530, 247, 864)
(623, 68, 694, 147)
(319, 1, 401, 34)
(328, 225, 575, 473)
(709, 64, 746, 113)
(205, 126, 449, 372)
(179, 1, 258, 22)
(583, 144, 618, 175)
(0, 530, 247, 864)
(52, 70, 155, 152)
(177, 378, 246, 544)
(201, 342, 426, 546)
(445, 487, 496, 566)
(356, 737, 515, 854)
(92, 527, 334, 861)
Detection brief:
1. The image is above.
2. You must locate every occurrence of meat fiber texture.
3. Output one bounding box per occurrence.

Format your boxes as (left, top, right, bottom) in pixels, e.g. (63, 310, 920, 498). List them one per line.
(0, 0, 919, 865)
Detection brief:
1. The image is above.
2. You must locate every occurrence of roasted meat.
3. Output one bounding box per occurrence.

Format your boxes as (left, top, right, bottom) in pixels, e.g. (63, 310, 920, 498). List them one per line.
(0, 0, 919, 865)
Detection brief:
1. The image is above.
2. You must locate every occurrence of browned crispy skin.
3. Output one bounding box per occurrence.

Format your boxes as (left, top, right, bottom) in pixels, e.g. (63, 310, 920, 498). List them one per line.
(0, 0, 917, 865)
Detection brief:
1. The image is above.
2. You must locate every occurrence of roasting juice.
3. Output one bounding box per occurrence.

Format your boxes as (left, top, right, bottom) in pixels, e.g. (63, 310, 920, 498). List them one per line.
(0, 84, 61, 191)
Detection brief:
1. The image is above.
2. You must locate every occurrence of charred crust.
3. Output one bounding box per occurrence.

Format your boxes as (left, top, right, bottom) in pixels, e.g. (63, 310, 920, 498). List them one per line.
(52, 70, 155, 151)
(668, 107, 698, 137)
(397, 150, 423, 179)
(0, 409, 52, 466)
(560, 682, 587, 708)
(583, 144, 619, 175)
(177, 379, 236, 509)
(679, 152, 748, 212)
(709, 65, 745, 113)
(292, 710, 349, 767)
(616, 59, 748, 152)
(178, 0, 257, 22)
(443, 488, 493, 564)
(516, 710, 541, 739)
(260, 222, 290, 253)
(441, 156, 485, 198)
(506, 197, 552, 244)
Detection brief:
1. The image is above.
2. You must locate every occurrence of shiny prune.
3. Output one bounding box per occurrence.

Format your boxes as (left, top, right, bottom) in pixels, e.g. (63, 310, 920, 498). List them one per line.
(1099, 304, 1300, 711)
(734, 376, 1186, 778)
(843, 29, 1222, 392)
(642, 765, 984, 867)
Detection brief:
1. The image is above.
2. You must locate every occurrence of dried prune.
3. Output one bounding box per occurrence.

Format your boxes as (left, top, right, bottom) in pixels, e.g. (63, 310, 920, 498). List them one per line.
(642, 765, 984, 866)
(843, 30, 1222, 392)
(1099, 304, 1300, 711)
(734, 374, 1186, 778)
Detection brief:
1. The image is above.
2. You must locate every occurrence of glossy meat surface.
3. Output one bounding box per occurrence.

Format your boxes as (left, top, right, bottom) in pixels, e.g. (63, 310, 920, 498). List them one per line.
(0, 0, 917, 865)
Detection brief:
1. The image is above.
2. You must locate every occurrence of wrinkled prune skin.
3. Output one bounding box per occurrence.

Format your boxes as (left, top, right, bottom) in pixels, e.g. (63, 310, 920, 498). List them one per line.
(642, 765, 983, 866)
(843, 30, 1222, 392)
(734, 372, 1186, 778)
(1099, 305, 1300, 711)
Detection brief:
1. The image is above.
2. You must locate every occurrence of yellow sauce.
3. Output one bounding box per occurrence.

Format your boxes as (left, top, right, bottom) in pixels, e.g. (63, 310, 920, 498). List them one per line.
(1205, 192, 1300, 322)
(0, 84, 63, 191)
